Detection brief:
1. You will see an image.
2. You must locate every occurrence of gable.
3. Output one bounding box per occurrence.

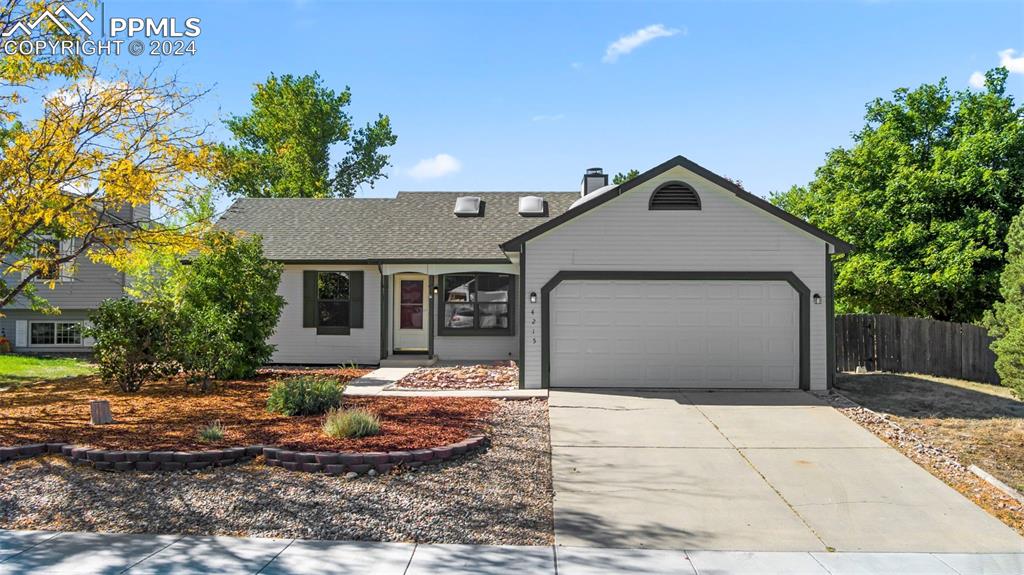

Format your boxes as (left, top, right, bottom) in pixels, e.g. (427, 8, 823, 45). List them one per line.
(501, 155, 852, 253)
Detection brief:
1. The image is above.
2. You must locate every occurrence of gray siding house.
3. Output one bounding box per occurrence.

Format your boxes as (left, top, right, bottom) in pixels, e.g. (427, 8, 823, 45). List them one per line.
(0, 204, 149, 354)
(220, 156, 852, 391)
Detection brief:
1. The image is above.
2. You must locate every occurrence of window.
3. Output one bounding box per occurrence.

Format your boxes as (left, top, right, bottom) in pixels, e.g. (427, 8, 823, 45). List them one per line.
(30, 322, 82, 346)
(440, 273, 513, 335)
(317, 272, 350, 328)
(649, 181, 701, 210)
(35, 238, 61, 281)
(303, 269, 364, 335)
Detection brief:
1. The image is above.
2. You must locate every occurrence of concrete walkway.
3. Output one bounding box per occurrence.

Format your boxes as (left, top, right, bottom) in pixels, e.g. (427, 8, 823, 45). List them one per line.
(343, 367, 547, 399)
(550, 389, 1024, 553)
(1, 530, 1022, 574)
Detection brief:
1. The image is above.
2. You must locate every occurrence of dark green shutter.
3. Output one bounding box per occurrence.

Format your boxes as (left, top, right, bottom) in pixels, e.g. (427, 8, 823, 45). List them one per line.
(349, 271, 364, 328)
(303, 271, 317, 328)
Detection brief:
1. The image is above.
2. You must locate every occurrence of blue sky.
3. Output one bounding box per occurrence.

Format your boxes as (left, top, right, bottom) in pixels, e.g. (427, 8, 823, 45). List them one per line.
(103, 0, 1024, 202)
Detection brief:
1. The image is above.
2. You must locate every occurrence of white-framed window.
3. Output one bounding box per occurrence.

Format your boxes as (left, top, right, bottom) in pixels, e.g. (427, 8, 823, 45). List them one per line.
(27, 236, 76, 283)
(29, 321, 83, 346)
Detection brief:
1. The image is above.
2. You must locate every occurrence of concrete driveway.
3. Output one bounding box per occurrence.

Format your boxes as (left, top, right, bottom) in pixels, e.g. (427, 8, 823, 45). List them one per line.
(549, 389, 1024, 552)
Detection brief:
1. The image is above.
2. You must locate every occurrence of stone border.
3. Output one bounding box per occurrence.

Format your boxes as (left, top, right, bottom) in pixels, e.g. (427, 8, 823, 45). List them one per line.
(0, 435, 488, 476)
(263, 435, 487, 475)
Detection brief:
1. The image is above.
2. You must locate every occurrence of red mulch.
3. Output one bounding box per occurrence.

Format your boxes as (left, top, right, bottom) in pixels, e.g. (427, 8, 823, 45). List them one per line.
(0, 369, 497, 452)
(396, 363, 519, 390)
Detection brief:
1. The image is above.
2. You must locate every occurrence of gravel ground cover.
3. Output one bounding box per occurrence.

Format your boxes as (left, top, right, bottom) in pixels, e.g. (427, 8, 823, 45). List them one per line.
(827, 383, 1024, 537)
(0, 369, 495, 451)
(0, 400, 554, 545)
(836, 372, 1024, 493)
(395, 363, 519, 390)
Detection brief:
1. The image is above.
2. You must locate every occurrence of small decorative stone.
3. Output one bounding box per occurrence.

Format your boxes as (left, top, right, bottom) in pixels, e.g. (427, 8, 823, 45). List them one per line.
(368, 469, 377, 476)
(344, 471, 359, 480)
(89, 400, 113, 425)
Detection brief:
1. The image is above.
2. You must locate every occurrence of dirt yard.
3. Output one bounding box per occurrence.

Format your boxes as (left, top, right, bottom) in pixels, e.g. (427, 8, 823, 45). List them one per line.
(0, 368, 496, 452)
(836, 372, 1024, 493)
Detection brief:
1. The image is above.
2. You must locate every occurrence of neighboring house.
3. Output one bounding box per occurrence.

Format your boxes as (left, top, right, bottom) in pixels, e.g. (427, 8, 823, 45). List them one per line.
(218, 156, 852, 391)
(0, 204, 149, 354)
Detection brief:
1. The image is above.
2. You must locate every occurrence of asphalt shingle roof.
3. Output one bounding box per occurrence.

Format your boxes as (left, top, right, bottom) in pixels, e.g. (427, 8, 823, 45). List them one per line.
(216, 191, 580, 261)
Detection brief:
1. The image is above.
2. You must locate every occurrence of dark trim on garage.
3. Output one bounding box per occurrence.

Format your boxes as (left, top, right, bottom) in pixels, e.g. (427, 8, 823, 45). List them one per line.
(501, 155, 853, 253)
(379, 267, 388, 360)
(518, 245, 526, 389)
(428, 275, 436, 358)
(539, 271, 811, 391)
(826, 248, 836, 389)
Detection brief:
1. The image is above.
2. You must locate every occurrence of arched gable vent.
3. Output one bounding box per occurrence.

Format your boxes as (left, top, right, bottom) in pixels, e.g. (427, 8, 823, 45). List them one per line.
(649, 181, 701, 210)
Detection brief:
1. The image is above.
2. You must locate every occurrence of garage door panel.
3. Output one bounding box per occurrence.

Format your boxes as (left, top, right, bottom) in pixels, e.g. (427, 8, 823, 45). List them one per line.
(551, 280, 799, 389)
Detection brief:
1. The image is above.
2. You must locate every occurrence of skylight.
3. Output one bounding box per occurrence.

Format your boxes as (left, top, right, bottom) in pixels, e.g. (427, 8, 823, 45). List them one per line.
(518, 196, 545, 217)
(453, 196, 482, 217)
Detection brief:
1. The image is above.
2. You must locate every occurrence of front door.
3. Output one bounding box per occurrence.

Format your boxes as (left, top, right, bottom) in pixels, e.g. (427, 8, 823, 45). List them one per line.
(393, 274, 428, 352)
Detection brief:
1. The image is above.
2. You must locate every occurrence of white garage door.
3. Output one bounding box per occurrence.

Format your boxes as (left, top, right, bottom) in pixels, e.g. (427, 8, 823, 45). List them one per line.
(550, 280, 799, 388)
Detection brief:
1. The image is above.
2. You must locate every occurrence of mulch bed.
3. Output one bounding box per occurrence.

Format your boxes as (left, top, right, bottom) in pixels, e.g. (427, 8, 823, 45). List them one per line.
(0, 369, 496, 452)
(395, 363, 519, 390)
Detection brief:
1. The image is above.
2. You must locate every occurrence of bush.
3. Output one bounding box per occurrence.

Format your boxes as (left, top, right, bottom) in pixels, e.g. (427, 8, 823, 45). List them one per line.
(986, 207, 1024, 397)
(323, 407, 380, 439)
(198, 420, 225, 442)
(266, 376, 344, 416)
(174, 304, 245, 391)
(175, 232, 284, 379)
(87, 298, 174, 392)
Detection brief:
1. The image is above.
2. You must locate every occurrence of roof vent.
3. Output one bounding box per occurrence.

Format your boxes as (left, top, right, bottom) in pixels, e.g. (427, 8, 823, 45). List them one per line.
(649, 182, 701, 210)
(518, 196, 546, 217)
(453, 196, 482, 217)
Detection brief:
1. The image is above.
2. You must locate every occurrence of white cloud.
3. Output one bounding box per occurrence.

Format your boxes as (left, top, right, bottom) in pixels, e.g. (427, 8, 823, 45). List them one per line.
(570, 62, 583, 70)
(531, 113, 565, 122)
(409, 153, 461, 179)
(603, 24, 682, 63)
(998, 48, 1024, 74)
(969, 71, 986, 89)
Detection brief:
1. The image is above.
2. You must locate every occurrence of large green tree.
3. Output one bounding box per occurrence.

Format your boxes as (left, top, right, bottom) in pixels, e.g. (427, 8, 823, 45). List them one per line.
(772, 68, 1024, 322)
(220, 73, 396, 198)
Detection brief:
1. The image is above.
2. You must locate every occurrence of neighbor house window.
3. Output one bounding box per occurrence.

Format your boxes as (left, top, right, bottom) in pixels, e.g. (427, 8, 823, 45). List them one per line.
(317, 271, 350, 327)
(34, 238, 61, 281)
(440, 273, 513, 335)
(30, 322, 81, 346)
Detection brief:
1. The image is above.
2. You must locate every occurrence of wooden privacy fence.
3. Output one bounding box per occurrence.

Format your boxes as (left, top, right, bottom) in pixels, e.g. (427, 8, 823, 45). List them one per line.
(835, 314, 1000, 384)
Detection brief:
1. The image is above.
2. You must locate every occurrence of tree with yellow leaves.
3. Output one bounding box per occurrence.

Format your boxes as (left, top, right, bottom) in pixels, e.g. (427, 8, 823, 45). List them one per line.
(0, 0, 215, 311)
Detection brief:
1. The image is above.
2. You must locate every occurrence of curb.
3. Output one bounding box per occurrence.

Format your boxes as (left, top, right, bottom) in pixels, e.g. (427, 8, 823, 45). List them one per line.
(968, 464, 1024, 505)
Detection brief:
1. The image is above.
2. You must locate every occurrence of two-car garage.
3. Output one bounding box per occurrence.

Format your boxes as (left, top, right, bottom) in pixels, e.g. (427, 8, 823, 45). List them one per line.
(544, 273, 808, 389)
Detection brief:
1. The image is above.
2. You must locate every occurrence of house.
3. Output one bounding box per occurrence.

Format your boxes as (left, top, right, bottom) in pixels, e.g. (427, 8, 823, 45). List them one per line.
(218, 156, 852, 390)
(0, 204, 151, 354)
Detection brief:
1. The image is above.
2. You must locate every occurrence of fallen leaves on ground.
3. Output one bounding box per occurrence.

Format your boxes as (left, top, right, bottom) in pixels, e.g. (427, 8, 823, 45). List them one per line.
(0, 368, 496, 452)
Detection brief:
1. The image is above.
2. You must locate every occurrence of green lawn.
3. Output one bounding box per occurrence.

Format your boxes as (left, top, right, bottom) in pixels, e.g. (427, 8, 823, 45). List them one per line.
(0, 354, 95, 387)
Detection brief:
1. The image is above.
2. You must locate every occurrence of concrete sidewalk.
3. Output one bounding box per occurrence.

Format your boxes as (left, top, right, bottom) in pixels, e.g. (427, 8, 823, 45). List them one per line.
(1, 530, 1022, 574)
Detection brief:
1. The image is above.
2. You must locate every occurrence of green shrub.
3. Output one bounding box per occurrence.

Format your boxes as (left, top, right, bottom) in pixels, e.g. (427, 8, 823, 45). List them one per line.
(322, 407, 380, 439)
(266, 376, 344, 416)
(986, 207, 1024, 397)
(87, 298, 175, 393)
(175, 232, 284, 379)
(198, 420, 225, 442)
(174, 304, 245, 392)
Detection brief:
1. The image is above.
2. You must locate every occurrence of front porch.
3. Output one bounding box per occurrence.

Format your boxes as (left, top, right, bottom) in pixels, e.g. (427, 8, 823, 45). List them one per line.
(379, 264, 519, 367)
